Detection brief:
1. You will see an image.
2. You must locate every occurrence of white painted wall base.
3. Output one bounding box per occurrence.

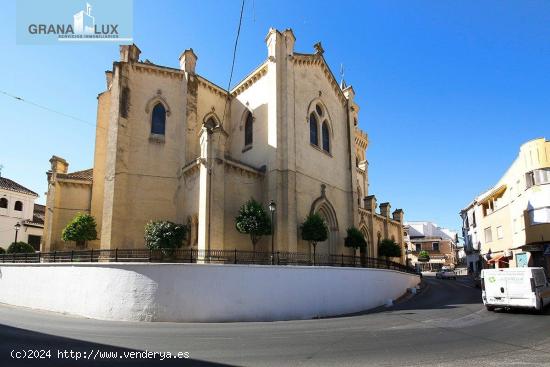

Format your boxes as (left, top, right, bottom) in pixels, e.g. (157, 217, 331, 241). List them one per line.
(0, 263, 419, 322)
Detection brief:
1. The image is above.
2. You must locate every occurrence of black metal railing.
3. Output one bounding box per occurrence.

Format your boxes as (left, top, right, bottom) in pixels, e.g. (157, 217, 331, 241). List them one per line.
(0, 249, 418, 274)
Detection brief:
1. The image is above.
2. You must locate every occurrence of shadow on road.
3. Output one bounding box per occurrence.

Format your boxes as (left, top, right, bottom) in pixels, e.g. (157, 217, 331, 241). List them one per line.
(388, 277, 482, 312)
(0, 323, 235, 367)
(490, 306, 550, 316)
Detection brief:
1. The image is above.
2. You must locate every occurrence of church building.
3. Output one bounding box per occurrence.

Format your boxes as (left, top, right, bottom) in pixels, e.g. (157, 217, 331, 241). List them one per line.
(43, 28, 405, 261)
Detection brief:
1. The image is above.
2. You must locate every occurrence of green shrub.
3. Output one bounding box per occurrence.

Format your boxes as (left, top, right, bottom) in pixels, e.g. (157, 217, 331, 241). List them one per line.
(7, 242, 35, 254)
(344, 227, 367, 251)
(62, 213, 98, 247)
(345, 226, 368, 265)
(378, 239, 401, 258)
(301, 213, 328, 261)
(144, 220, 187, 252)
(418, 250, 430, 262)
(0, 247, 5, 254)
(235, 199, 271, 252)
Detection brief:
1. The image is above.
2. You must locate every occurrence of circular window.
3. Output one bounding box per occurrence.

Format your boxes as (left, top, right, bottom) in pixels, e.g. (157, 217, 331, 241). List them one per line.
(316, 104, 323, 116)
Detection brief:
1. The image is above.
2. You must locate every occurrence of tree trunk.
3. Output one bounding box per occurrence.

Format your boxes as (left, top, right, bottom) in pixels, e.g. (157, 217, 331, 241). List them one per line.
(251, 235, 257, 263)
(312, 242, 317, 266)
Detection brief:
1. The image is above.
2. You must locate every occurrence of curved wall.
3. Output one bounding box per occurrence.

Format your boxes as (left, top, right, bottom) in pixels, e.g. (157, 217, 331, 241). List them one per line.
(0, 263, 419, 322)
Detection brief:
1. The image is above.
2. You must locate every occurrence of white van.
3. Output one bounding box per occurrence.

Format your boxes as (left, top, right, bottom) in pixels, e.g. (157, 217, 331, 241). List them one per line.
(481, 267, 550, 312)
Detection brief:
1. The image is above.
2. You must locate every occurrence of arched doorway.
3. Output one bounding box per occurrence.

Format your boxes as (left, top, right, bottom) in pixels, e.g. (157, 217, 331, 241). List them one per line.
(360, 225, 370, 258)
(309, 184, 339, 258)
(315, 202, 339, 256)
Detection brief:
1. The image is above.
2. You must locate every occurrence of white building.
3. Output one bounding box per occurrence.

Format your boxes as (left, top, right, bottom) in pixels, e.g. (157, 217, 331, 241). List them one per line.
(460, 201, 482, 274)
(460, 138, 550, 273)
(0, 176, 44, 251)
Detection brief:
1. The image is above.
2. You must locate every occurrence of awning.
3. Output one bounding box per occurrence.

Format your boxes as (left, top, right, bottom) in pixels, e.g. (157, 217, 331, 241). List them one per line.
(478, 184, 507, 205)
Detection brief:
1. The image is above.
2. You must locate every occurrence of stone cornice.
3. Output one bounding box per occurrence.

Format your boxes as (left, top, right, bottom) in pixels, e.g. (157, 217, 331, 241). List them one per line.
(133, 62, 184, 80)
(355, 128, 368, 151)
(182, 159, 201, 178)
(224, 158, 265, 178)
(56, 178, 93, 186)
(291, 53, 347, 105)
(197, 76, 228, 98)
(358, 207, 402, 227)
(182, 157, 264, 179)
(230, 62, 269, 97)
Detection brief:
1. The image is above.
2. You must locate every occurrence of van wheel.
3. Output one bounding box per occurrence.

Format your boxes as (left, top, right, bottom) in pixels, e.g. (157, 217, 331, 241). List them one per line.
(486, 305, 495, 311)
(536, 297, 544, 314)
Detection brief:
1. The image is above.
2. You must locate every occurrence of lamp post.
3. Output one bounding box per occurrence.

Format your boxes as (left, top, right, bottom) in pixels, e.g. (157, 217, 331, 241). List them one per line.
(268, 200, 276, 265)
(14, 222, 21, 243)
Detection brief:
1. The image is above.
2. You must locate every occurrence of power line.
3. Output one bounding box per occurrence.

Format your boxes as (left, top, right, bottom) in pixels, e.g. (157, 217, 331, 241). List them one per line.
(221, 0, 246, 127)
(0, 89, 191, 158)
(0, 90, 96, 127)
(227, 0, 246, 93)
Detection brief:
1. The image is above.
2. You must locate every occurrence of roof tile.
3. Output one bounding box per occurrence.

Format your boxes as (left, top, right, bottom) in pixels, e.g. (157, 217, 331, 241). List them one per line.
(0, 177, 38, 196)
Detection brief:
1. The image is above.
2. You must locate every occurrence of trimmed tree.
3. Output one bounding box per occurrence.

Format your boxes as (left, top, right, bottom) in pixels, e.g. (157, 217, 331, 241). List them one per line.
(300, 213, 328, 264)
(144, 220, 187, 255)
(418, 250, 430, 263)
(0, 247, 5, 254)
(62, 213, 98, 248)
(345, 227, 367, 265)
(235, 199, 271, 253)
(7, 241, 35, 254)
(378, 238, 401, 260)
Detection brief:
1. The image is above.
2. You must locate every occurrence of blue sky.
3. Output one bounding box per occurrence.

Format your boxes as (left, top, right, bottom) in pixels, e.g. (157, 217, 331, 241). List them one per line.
(0, 0, 549, 232)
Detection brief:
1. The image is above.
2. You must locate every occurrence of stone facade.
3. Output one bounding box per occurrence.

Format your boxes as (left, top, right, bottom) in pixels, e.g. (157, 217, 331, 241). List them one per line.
(43, 28, 405, 261)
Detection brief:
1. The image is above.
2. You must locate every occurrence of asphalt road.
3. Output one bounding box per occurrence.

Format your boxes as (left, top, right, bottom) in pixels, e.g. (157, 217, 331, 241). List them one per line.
(1, 274, 549, 367)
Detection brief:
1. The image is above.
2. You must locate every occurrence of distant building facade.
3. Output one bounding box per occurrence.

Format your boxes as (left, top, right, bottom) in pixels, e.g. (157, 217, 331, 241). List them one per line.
(405, 221, 458, 271)
(43, 29, 406, 262)
(460, 138, 550, 272)
(460, 201, 482, 274)
(0, 176, 44, 250)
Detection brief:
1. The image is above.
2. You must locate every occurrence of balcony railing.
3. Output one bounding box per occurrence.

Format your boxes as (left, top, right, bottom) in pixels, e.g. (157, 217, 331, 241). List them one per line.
(0, 248, 418, 275)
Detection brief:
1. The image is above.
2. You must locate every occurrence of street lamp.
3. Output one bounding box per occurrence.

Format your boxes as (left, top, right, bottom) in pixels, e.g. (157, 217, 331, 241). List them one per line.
(268, 200, 276, 264)
(14, 222, 21, 243)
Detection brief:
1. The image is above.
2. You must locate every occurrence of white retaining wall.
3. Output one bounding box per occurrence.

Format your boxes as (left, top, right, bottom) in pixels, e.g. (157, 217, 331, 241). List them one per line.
(0, 263, 419, 322)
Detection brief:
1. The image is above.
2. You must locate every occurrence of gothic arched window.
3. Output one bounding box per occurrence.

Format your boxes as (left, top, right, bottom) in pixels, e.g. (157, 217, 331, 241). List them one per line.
(309, 101, 332, 154)
(309, 113, 318, 146)
(151, 103, 166, 135)
(322, 121, 330, 152)
(14, 201, 23, 211)
(244, 111, 253, 146)
(0, 198, 7, 209)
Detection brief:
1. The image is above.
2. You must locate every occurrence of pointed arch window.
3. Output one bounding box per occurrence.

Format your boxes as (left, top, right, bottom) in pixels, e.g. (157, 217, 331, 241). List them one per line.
(151, 103, 166, 135)
(308, 101, 332, 155)
(309, 113, 318, 146)
(244, 111, 253, 146)
(322, 121, 330, 152)
(0, 198, 7, 209)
